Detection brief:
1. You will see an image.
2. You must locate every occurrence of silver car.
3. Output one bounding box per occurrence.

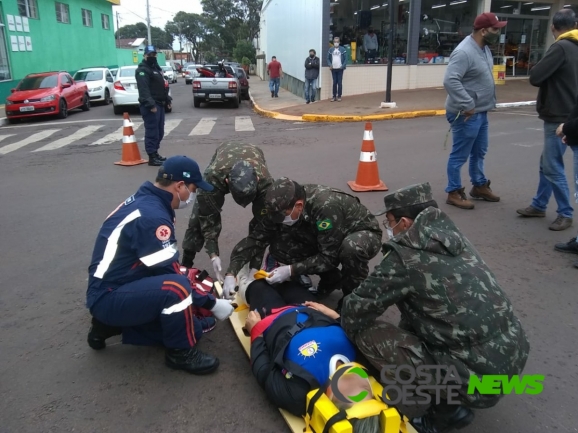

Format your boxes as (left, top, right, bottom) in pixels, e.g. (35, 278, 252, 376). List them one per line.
(111, 65, 172, 115)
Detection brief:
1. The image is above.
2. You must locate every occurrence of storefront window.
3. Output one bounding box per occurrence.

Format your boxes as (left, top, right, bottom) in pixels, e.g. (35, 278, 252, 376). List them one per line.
(0, 13, 12, 81)
(491, 1, 552, 76)
(329, 0, 410, 64)
(419, 0, 480, 64)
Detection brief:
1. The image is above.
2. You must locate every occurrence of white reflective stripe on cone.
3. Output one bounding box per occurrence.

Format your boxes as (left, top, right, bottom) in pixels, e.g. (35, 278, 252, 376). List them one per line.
(359, 151, 377, 162)
(123, 119, 134, 127)
(161, 294, 192, 315)
(201, 279, 213, 287)
(140, 244, 178, 267)
(363, 130, 374, 140)
(122, 135, 137, 143)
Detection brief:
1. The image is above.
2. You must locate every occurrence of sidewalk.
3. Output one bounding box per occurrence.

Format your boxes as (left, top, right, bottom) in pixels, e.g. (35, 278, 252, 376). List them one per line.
(249, 77, 537, 122)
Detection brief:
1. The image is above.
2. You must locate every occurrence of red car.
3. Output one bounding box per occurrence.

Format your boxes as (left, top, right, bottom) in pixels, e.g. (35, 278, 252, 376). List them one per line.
(5, 71, 90, 123)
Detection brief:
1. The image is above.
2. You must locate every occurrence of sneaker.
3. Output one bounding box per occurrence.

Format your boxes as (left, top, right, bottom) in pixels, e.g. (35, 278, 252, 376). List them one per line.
(554, 238, 578, 254)
(274, 94, 278, 98)
(165, 347, 219, 375)
(549, 216, 573, 231)
(87, 317, 122, 350)
(198, 316, 217, 333)
(411, 405, 474, 433)
(516, 206, 546, 217)
(446, 188, 474, 210)
(331, 97, 337, 102)
(469, 180, 500, 202)
(306, 100, 310, 104)
(271, 91, 274, 97)
(337, 98, 342, 102)
(311, 98, 316, 103)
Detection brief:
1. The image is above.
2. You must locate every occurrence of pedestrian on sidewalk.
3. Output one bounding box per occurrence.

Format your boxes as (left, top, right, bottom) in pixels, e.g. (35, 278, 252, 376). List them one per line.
(554, 96, 578, 267)
(304, 49, 320, 104)
(443, 13, 506, 210)
(327, 37, 347, 102)
(363, 28, 379, 63)
(267, 56, 283, 98)
(516, 8, 578, 232)
(135, 45, 172, 167)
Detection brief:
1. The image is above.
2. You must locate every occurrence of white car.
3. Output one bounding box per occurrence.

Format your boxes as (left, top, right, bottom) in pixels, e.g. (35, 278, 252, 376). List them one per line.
(111, 65, 172, 115)
(162, 66, 177, 83)
(73, 67, 114, 105)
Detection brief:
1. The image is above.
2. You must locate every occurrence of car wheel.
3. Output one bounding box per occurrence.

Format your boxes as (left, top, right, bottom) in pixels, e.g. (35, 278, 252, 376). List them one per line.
(81, 93, 91, 111)
(104, 89, 111, 105)
(193, 98, 201, 108)
(57, 99, 68, 119)
(231, 96, 240, 109)
(113, 104, 124, 115)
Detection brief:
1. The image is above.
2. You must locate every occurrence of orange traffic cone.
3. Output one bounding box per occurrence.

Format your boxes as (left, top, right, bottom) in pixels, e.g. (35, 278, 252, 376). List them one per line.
(114, 112, 147, 166)
(347, 123, 388, 192)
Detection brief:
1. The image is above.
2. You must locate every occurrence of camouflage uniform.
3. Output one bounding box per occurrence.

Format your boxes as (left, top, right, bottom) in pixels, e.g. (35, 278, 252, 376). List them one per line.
(181, 142, 273, 268)
(227, 178, 383, 296)
(341, 183, 530, 409)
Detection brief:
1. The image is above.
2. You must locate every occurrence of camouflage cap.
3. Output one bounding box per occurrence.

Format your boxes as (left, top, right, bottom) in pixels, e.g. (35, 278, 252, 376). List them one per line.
(229, 160, 258, 208)
(374, 182, 433, 216)
(265, 177, 298, 221)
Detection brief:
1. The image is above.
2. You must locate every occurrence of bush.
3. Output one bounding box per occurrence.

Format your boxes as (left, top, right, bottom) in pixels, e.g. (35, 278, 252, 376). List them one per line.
(241, 56, 250, 66)
(233, 40, 256, 64)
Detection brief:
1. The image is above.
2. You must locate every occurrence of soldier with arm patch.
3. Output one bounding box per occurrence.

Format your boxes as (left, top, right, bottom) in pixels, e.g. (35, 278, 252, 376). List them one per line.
(340, 182, 530, 432)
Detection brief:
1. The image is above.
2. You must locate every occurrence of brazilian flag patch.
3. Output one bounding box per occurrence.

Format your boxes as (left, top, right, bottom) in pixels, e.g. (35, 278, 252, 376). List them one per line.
(139, 72, 145, 76)
(317, 219, 333, 231)
(260, 208, 268, 216)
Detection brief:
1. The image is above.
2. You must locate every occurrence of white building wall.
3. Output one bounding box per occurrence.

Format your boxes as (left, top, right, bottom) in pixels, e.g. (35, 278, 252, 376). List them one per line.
(261, 0, 324, 89)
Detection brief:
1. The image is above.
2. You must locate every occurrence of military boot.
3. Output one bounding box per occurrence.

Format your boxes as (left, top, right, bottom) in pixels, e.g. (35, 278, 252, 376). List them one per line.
(165, 347, 219, 375)
(87, 317, 122, 350)
(469, 180, 500, 202)
(154, 152, 167, 161)
(446, 188, 474, 210)
(148, 153, 163, 166)
(411, 405, 474, 433)
(181, 250, 196, 268)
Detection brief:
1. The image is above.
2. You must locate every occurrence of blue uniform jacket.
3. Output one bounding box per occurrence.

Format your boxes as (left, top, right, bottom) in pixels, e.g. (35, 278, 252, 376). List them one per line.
(86, 181, 216, 310)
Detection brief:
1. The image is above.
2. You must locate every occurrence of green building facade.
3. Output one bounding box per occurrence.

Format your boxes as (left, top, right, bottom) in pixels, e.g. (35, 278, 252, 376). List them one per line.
(0, 0, 165, 102)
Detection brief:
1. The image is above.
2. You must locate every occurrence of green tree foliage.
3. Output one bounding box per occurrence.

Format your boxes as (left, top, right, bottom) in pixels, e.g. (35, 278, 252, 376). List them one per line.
(114, 23, 173, 49)
(233, 40, 256, 64)
(165, 12, 208, 60)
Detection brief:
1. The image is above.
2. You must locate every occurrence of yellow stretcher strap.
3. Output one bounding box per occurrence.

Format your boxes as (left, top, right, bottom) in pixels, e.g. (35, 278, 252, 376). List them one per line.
(253, 270, 270, 280)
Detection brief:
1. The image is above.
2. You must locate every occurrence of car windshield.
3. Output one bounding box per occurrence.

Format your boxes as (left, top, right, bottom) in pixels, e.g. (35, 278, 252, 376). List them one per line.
(119, 68, 137, 77)
(74, 70, 103, 81)
(162, 66, 172, 71)
(18, 75, 58, 90)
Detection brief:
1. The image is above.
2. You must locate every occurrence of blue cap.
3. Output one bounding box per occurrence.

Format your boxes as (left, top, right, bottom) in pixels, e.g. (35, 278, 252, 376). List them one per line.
(144, 45, 157, 54)
(158, 156, 214, 191)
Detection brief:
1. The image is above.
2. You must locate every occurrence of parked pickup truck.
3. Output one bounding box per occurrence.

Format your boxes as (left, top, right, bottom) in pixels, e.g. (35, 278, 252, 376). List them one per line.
(192, 65, 241, 108)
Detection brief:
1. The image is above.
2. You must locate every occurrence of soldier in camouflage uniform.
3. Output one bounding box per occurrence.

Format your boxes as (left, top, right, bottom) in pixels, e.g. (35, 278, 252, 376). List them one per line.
(225, 177, 382, 307)
(181, 143, 273, 298)
(340, 182, 530, 433)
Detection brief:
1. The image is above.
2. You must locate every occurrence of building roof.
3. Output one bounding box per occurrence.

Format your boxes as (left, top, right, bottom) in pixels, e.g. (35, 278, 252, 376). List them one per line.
(131, 38, 146, 47)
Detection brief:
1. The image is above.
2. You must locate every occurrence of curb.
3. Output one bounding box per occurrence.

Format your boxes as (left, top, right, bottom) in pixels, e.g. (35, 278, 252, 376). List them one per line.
(249, 91, 537, 123)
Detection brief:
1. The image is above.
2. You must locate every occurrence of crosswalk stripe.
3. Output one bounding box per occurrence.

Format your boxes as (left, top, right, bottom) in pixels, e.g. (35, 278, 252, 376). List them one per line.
(33, 125, 104, 152)
(163, 119, 182, 137)
(0, 129, 60, 155)
(0, 134, 16, 144)
(235, 116, 255, 132)
(189, 118, 217, 136)
(91, 122, 142, 146)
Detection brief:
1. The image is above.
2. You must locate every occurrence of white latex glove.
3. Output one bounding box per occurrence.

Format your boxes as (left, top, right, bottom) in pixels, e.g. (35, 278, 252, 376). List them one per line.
(265, 265, 292, 285)
(211, 256, 224, 282)
(223, 275, 237, 300)
(211, 299, 234, 321)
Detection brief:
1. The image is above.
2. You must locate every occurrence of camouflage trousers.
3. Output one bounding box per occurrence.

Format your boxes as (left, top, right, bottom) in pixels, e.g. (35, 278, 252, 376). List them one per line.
(353, 320, 527, 411)
(270, 230, 381, 296)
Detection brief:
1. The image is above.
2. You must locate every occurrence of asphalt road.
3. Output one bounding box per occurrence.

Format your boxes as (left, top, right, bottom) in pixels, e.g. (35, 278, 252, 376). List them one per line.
(0, 82, 576, 433)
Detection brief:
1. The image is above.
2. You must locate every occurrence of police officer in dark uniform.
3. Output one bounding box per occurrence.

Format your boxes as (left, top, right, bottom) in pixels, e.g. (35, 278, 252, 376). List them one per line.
(135, 45, 172, 167)
(86, 155, 234, 375)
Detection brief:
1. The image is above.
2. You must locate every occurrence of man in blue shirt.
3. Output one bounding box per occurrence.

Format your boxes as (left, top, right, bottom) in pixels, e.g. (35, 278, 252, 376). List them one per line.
(86, 155, 234, 374)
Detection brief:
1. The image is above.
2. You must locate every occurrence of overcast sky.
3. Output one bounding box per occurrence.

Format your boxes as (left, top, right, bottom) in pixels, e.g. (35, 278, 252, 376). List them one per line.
(112, 0, 203, 31)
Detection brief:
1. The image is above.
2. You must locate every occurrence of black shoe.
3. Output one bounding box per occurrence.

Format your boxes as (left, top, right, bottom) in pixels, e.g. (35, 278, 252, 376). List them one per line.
(411, 405, 474, 433)
(555, 237, 578, 254)
(306, 100, 310, 104)
(154, 152, 167, 161)
(316, 269, 343, 298)
(181, 250, 196, 268)
(87, 317, 122, 350)
(271, 91, 274, 97)
(165, 347, 219, 375)
(148, 154, 163, 166)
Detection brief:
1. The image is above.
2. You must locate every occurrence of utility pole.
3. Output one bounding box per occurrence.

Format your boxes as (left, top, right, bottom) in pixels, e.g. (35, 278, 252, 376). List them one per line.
(385, 0, 396, 103)
(146, 0, 152, 46)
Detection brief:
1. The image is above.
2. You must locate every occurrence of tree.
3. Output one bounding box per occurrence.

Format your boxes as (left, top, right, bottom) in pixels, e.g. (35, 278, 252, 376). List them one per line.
(115, 22, 173, 49)
(233, 40, 255, 64)
(166, 12, 208, 61)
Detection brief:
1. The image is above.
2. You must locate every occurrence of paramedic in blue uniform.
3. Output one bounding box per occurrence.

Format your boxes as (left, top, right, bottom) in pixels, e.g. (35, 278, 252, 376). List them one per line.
(86, 155, 234, 375)
(135, 45, 172, 167)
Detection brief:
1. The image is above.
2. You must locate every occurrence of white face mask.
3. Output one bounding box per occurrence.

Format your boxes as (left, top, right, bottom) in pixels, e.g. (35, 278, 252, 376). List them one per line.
(282, 203, 300, 226)
(178, 186, 196, 210)
(334, 42, 340, 47)
(385, 219, 402, 239)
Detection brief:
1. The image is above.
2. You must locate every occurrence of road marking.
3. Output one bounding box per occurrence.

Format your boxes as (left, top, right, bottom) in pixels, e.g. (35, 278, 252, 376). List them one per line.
(499, 112, 538, 117)
(0, 129, 59, 155)
(1, 118, 125, 129)
(526, 128, 543, 131)
(286, 127, 315, 131)
(0, 134, 16, 143)
(189, 118, 217, 136)
(163, 119, 182, 136)
(235, 116, 255, 132)
(33, 125, 104, 152)
(511, 142, 542, 147)
(91, 122, 142, 145)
